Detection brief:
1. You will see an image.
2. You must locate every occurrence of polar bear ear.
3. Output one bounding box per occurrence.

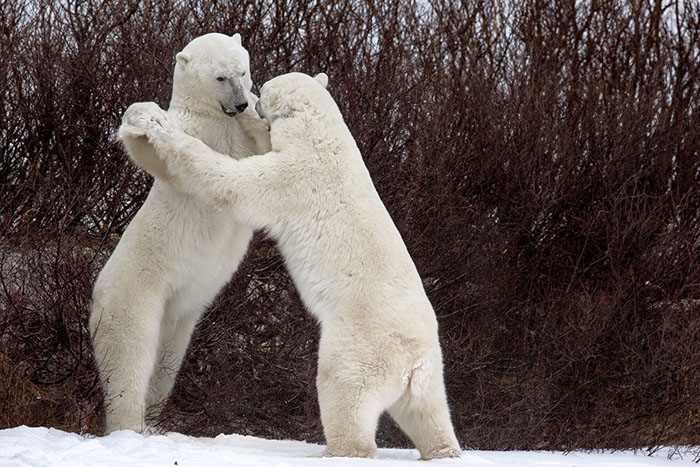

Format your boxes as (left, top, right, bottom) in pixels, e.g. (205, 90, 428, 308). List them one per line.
(176, 52, 192, 66)
(314, 73, 328, 88)
(231, 33, 242, 46)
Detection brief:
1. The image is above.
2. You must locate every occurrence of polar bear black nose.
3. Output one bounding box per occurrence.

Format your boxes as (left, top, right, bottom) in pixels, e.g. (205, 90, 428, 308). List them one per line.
(235, 102, 248, 112)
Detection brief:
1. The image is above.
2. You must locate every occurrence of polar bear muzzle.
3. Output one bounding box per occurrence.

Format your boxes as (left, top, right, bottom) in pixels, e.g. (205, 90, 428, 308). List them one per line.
(219, 78, 249, 117)
(221, 102, 248, 117)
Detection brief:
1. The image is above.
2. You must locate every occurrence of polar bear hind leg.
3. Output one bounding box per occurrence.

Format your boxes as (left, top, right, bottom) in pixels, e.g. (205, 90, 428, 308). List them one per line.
(90, 288, 165, 433)
(315, 364, 390, 458)
(387, 365, 461, 460)
(145, 311, 200, 418)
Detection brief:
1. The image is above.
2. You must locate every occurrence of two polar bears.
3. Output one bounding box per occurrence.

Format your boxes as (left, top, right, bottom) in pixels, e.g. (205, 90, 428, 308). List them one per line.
(92, 32, 460, 459)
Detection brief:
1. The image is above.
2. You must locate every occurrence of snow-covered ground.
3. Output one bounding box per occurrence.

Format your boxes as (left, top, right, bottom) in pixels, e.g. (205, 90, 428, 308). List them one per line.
(1, 426, 697, 467)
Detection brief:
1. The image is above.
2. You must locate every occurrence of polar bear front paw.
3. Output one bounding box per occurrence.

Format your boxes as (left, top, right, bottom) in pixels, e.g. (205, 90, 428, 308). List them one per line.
(235, 92, 271, 152)
(119, 102, 170, 142)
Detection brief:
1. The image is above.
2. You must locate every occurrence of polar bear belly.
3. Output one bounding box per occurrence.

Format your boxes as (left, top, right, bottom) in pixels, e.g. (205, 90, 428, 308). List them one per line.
(149, 182, 253, 317)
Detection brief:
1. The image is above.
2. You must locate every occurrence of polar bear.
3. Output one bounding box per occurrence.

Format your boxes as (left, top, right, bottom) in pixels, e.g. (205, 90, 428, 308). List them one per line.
(89, 32, 270, 434)
(118, 72, 461, 459)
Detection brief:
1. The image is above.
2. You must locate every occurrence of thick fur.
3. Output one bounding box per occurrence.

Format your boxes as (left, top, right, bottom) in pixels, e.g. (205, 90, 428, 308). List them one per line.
(89, 33, 270, 434)
(120, 72, 460, 459)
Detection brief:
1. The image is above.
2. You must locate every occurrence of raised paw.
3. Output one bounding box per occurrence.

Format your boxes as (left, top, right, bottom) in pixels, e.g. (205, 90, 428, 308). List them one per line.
(119, 102, 170, 142)
(235, 92, 271, 152)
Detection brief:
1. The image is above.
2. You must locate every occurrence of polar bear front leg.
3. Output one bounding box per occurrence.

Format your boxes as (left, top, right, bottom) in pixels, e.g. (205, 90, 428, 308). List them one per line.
(119, 102, 173, 183)
(236, 92, 272, 153)
(120, 102, 228, 198)
(126, 120, 289, 229)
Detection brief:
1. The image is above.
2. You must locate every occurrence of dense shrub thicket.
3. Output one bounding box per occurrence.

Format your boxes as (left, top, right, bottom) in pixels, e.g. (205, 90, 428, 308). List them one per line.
(1, 0, 699, 453)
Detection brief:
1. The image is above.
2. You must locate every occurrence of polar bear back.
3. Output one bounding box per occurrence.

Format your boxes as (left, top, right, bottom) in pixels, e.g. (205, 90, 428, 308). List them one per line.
(255, 73, 438, 334)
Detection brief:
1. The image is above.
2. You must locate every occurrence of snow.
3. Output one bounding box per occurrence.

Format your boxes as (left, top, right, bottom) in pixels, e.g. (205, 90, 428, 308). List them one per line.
(0, 426, 697, 467)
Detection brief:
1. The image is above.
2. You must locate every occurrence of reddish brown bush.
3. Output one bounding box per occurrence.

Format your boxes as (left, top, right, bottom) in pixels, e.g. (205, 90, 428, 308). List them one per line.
(1, 0, 699, 453)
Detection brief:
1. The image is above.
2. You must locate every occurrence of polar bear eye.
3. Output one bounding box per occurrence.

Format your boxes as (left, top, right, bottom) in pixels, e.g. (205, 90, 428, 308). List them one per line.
(216, 76, 226, 82)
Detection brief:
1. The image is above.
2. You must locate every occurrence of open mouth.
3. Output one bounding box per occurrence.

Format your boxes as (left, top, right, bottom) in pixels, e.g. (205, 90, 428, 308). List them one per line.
(221, 104, 237, 117)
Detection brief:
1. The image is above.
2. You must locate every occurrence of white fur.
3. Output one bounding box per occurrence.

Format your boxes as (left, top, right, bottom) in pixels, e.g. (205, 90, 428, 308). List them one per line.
(121, 72, 460, 459)
(89, 33, 271, 434)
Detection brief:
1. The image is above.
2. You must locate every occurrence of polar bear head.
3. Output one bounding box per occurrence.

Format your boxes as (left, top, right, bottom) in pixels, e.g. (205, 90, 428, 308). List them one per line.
(255, 72, 336, 124)
(171, 32, 253, 117)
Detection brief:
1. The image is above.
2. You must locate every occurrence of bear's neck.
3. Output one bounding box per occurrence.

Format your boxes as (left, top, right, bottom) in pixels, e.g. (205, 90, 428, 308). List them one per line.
(169, 92, 223, 120)
(167, 99, 251, 156)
